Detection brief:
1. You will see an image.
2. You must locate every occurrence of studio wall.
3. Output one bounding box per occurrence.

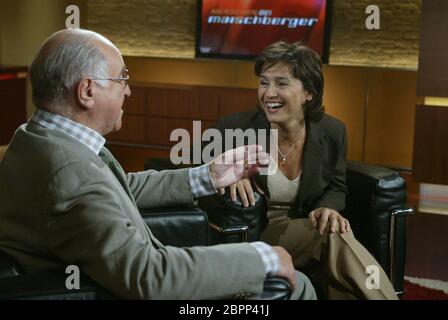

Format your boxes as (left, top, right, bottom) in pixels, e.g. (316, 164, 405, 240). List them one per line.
(0, 0, 420, 169)
(88, 0, 421, 69)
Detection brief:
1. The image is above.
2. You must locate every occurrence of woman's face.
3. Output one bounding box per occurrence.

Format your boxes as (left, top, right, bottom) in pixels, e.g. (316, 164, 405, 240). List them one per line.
(258, 62, 312, 126)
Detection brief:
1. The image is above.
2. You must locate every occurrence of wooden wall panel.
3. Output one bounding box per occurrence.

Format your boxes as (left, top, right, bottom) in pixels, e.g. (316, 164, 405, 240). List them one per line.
(146, 87, 219, 120)
(146, 117, 213, 146)
(365, 69, 417, 169)
(197, 89, 220, 121)
(0, 76, 27, 145)
(416, 0, 448, 97)
(106, 115, 146, 144)
(412, 105, 448, 184)
(323, 66, 366, 162)
(108, 144, 170, 172)
(106, 76, 418, 171)
(219, 89, 258, 117)
(125, 86, 146, 115)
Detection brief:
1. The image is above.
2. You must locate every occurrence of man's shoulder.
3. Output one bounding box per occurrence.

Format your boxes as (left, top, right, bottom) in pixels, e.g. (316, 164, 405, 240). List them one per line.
(4, 123, 101, 175)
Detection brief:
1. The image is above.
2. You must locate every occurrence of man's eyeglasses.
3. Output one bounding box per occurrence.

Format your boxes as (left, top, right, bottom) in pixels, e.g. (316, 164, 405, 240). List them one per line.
(90, 68, 129, 88)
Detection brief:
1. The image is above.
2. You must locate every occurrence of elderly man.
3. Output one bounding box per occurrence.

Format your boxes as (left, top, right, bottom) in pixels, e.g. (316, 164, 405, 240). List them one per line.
(0, 29, 316, 300)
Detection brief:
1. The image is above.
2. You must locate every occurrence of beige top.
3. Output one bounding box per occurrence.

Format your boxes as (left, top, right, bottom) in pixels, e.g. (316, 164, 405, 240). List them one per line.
(266, 158, 301, 219)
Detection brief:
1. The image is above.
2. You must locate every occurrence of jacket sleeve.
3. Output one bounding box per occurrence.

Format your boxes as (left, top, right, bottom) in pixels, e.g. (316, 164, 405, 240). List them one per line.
(46, 161, 266, 299)
(126, 168, 195, 208)
(314, 124, 348, 213)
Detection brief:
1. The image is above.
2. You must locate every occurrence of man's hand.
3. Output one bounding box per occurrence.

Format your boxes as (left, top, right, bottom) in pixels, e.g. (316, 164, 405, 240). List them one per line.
(209, 145, 269, 190)
(272, 246, 297, 291)
(308, 207, 350, 235)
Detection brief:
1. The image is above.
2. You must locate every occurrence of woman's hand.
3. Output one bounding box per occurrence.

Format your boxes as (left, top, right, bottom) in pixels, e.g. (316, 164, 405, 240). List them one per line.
(219, 178, 264, 208)
(308, 207, 350, 235)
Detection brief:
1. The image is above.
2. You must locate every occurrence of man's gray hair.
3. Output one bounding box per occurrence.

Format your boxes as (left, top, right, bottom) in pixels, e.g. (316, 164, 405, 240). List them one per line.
(29, 29, 111, 110)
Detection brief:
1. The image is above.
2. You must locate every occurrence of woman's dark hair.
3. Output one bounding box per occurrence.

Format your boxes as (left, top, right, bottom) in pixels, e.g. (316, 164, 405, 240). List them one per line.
(254, 41, 324, 122)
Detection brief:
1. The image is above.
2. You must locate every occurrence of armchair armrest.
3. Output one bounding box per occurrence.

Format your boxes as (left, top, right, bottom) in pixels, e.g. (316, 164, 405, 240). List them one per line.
(249, 276, 292, 300)
(140, 206, 210, 247)
(0, 269, 115, 300)
(198, 191, 267, 244)
(345, 160, 414, 296)
(144, 158, 268, 244)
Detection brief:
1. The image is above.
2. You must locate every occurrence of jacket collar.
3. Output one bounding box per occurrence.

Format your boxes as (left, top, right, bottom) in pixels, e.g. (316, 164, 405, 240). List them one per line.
(295, 118, 326, 207)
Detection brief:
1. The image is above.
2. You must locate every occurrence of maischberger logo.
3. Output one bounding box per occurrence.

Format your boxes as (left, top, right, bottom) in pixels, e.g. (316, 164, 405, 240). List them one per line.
(207, 9, 318, 29)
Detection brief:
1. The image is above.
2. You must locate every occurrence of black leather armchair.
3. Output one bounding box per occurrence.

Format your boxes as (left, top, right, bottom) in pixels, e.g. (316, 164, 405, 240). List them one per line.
(344, 160, 413, 296)
(0, 206, 291, 300)
(144, 158, 414, 297)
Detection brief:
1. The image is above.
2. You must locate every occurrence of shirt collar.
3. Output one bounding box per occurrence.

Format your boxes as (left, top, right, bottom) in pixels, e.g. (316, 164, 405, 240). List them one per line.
(31, 108, 106, 155)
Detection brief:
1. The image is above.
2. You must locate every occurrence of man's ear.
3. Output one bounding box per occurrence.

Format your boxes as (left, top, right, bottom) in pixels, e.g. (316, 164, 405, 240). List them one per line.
(77, 78, 95, 109)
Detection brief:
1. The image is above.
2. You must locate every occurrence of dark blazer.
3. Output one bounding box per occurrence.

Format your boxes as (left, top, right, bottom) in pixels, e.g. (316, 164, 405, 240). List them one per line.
(212, 109, 348, 219)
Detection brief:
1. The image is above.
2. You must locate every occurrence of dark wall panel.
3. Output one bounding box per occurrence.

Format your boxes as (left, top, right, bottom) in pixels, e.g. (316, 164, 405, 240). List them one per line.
(416, 0, 448, 97)
(412, 105, 448, 184)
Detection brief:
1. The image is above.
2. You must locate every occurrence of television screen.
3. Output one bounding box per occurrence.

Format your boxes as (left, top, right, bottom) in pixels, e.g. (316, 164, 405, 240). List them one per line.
(196, 0, 330, 61)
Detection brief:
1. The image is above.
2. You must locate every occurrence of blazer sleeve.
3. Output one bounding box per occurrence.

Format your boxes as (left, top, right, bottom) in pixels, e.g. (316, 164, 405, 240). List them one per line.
(126, 168, 195, 209)
(314, 124, 348, 212)
(46, 161, 266, 299)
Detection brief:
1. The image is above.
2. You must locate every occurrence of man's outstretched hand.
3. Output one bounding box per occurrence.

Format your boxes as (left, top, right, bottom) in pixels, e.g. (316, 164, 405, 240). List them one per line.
(208, 145, 269, 190)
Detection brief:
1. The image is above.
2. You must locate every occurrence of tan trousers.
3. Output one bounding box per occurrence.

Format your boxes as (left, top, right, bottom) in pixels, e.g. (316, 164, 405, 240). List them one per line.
(261, 216, 398, 300)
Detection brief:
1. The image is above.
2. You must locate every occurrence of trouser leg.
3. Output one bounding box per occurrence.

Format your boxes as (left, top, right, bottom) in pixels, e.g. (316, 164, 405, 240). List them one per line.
(289, 270, 317, 300)
(327, 230, 398, 300)
(261, 217, 398, 300)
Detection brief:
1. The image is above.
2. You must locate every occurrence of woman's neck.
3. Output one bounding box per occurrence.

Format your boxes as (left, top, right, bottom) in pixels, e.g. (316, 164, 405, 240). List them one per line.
(272, 119, 306, 143)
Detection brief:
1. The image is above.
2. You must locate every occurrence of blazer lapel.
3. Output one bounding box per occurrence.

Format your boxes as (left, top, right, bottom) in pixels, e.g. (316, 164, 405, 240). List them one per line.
(295, 119, 325, 211)
(99, 147, 136, 205)
(252, 110, 271, 200)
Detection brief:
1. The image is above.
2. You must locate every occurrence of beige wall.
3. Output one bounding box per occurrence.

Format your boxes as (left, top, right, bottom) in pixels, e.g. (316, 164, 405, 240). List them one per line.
(330, 0, 420, 69)
(126, 57, 257, 89)
(0, 0, 86, 66)
(88, 0, 196, 59)
(0, 0, 418, 169)
(0, 0, 87, 117)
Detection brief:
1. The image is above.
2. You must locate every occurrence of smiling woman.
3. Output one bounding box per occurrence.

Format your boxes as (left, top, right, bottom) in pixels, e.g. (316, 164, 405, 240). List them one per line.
(209, 40, 399, 300)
